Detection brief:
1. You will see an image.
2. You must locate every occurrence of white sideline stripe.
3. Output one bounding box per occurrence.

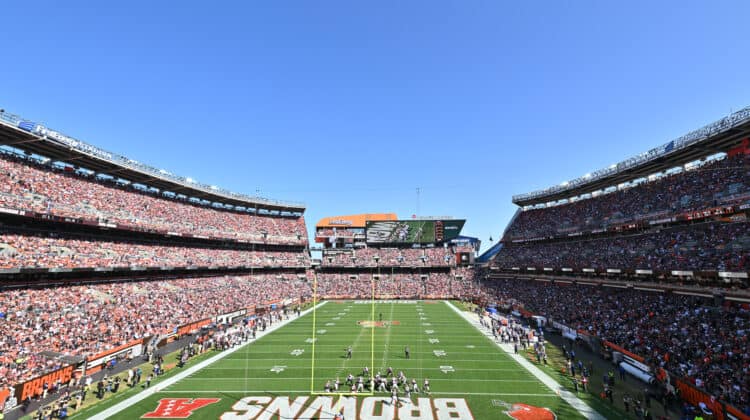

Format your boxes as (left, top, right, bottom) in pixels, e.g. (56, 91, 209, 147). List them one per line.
(87, 301, 328, 420)
(445, 301, 607, 420)
(157, 390, 558, 397)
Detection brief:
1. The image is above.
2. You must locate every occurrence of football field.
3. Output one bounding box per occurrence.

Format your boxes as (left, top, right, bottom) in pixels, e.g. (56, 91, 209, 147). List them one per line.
(104, 301, 590, 419)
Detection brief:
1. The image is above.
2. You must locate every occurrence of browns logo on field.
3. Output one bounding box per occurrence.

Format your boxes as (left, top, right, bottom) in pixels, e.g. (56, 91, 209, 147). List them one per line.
(505, 403, 556, 420)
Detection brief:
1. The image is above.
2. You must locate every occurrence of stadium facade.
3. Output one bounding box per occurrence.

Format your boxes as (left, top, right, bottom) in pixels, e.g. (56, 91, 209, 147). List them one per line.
(0, 109, 312, 411)
(491, 106, 750, 284)
(1, 106, 750, 419)
(484, 107, 750, 419)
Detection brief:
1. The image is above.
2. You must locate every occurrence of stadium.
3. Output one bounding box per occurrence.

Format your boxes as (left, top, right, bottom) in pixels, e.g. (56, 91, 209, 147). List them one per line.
(0, 104, 748, 420)
(2, 3, 750, 420)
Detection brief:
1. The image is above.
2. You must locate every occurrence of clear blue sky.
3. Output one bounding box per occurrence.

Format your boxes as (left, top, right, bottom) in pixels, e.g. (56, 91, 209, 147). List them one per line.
(1, 1, 749, 252)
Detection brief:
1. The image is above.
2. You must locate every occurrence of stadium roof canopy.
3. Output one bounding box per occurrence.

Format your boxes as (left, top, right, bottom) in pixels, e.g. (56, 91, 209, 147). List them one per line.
(0, 110, 305, 213)
(513, 106, 750, 207)
(476, 241, 503, 263)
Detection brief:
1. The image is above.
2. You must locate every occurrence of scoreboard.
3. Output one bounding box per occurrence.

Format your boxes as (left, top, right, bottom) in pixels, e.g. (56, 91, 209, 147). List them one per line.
(365, 219, 465, 244)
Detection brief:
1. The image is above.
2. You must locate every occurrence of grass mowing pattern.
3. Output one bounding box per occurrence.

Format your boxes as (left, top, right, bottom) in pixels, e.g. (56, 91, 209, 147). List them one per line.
(105, 301, 588, 419)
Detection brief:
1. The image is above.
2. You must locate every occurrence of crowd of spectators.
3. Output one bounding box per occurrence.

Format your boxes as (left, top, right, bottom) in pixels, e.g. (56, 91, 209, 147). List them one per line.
(453, 266, 476, 281)
(314, 272, 477, 298)
(0, 232, 310, 269)
(479, 278, 749, 408)
(0, 152, 307, 245)
(320, 247, 455, 267)
(0, 274, 311, 391)
(505, 154, 750, 241)
(493, 220, 750, 272)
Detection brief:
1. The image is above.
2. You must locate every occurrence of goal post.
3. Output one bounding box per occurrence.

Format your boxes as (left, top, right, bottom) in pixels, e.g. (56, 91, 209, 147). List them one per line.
(309, 270, 376, 396)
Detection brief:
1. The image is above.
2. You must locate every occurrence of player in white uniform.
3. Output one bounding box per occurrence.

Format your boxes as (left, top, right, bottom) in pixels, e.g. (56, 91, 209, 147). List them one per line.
(334, 377, 340, 391)
(391, 377, 399, 393)
(390, 387, 399, 407)
(356, 376, 364, 392)
(324, 380, 332, 393)
(377, 376, 387, 392)
(423, 378, 431, 394)
(404, 383, 412, 404)
(411, 378, 419, 393)
(346, 374, 354, 386)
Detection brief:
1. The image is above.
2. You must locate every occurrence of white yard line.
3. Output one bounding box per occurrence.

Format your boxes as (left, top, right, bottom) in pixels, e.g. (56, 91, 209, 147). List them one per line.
(261, 334, 487, 338)
(222, 357, 518, 363)
(204, 366, 525, 372)
(236, 349, 508, 355)
(378, 302, 396, 371)
(180, 377, 541, 382)
(445, 301, 606, 420)
(86, 301, 328, 420)
(332, 316, 369, 379)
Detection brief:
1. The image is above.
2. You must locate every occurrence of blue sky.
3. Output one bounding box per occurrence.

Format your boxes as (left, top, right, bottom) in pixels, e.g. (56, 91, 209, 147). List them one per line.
(1, 1, 749, 251)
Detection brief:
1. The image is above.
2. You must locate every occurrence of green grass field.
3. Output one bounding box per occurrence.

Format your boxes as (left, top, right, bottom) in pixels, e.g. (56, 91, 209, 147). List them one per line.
(97, 301, 591, 419)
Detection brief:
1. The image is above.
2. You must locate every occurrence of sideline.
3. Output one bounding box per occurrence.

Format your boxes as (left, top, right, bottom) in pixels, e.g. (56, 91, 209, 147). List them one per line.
(87, 301, 328, 420)
(445, 301, 607, 420)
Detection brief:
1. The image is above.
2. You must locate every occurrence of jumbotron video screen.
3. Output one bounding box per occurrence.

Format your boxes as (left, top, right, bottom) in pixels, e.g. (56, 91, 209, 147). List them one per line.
(365, 219, 465, 244)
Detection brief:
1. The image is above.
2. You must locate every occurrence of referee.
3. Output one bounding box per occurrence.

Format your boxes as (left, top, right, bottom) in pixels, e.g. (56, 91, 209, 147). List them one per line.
(404, 345, 410, 359)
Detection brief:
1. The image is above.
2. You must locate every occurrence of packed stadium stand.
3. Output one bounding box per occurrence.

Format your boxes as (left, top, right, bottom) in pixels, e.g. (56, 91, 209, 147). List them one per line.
(314, 272, 479, 299)
(493, 107, 750, 282)
(483, 107, 750, 417)
(0, 150, 307, 246)
(478, 277, 750, 414)
(313, 213, 479, 299)
(0, 110, 312, 408)
(0, 273, 311, 391)
(0, 230, 310, 270)
(3, 102, 750, 419)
